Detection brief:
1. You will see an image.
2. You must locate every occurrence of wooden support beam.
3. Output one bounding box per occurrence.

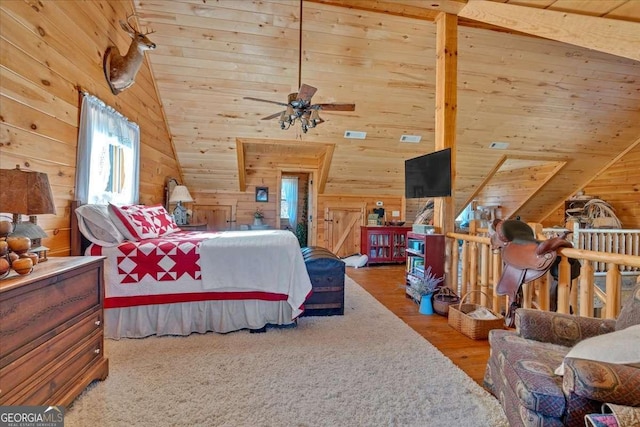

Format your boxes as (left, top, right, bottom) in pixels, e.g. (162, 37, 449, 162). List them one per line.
(433, 12, 457, 236)
(459, 1, 640, 62)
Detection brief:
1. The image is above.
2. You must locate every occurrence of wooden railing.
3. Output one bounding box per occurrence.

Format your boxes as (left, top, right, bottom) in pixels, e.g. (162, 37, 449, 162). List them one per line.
(445, 228, 640, 320)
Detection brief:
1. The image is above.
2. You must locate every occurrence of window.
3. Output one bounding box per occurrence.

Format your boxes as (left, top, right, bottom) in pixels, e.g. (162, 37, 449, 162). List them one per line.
(76, 94, 140, 205)
(280, 176, 298, 227)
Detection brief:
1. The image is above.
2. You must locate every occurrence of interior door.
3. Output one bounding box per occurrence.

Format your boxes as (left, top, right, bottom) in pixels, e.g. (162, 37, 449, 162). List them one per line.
(193, 205, 233, 231)
(325, 206, 364, 257)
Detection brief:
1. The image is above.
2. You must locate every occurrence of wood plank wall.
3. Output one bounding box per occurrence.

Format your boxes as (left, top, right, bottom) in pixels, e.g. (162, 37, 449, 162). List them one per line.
(543, 142, 640, 228)
(0, 0, 179, 256)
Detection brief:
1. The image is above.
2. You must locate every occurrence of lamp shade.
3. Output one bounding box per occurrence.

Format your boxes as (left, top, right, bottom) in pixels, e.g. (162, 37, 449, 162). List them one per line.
(0, 166, 56, 215)
(169, 185, 194, 203)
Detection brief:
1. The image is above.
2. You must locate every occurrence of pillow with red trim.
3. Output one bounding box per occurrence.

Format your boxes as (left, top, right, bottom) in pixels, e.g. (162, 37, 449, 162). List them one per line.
(141, 204, 181, 236)
(108, 203, 158, 241)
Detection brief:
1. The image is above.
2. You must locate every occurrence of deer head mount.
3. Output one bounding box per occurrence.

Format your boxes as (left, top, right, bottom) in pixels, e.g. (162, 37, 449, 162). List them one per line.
(103, 15, 156, 95)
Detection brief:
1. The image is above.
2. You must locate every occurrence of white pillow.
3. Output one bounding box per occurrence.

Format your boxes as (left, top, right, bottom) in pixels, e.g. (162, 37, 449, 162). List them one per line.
(555, 324, 640, 376)
(75, 204, 125, 247)
(342, 254, 368, 268)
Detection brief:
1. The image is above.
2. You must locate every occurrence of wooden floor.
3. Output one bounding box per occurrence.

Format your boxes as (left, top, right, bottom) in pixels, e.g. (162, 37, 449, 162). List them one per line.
(346, 264, 491, 386)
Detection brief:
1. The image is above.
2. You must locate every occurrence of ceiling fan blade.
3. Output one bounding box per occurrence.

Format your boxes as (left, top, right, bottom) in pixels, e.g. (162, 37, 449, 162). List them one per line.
(296, 84, 317, 103)
(315, 103, 356, 112)
(244, 97, 289, 107)
(261, 111, 284, 120)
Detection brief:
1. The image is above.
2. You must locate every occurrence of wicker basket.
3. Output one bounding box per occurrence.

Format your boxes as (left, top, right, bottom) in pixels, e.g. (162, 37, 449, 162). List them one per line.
(448, 290, 504, 340)
(432, 287, 460, 317)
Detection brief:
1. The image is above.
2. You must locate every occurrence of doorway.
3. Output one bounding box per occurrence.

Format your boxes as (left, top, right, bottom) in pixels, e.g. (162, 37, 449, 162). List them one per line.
(279, 171, 316, 247)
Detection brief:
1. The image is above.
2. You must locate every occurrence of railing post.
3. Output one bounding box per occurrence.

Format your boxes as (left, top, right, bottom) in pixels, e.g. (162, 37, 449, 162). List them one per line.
(491, 248, 502, 314)
(480, 242, 490, 307)
(460, 241, 469, 296)
(557, 256, 571, 314)
(469, 241, 478, 303)
(537, 273, 550, 311)
(605, 263, 621, 319)
(578, 260, 594, 317)
(450, 238, 459, 292)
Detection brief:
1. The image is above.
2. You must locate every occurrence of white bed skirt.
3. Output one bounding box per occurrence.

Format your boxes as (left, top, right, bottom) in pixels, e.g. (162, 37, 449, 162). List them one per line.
(104, 300, 294, 339)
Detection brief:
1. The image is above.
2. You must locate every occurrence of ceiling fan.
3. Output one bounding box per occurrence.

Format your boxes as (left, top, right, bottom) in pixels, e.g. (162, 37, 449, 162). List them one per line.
(243, 1, 355, 133)
(244, 84, 355, 133)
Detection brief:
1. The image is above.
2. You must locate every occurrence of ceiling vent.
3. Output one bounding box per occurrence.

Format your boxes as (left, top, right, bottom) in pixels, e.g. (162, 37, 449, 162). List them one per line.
(400, 135, 422, 143)
(344, 131, 367, 139)
(489, 141, 510, 149)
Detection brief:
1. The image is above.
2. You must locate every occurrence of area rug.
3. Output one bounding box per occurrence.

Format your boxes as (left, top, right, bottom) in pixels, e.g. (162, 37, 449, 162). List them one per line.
(66, 277, 508, 427)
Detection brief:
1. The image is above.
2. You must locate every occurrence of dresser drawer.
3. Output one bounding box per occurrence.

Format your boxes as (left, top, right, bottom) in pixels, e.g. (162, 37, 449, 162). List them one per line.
(4, 329, 104, 406)
(0, 264, 101, 365)
(0, 310, 103, 404)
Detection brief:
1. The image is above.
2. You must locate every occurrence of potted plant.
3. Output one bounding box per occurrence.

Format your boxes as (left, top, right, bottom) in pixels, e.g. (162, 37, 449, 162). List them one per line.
(253, 208, 264, 226)
(407, 266, 444, 315)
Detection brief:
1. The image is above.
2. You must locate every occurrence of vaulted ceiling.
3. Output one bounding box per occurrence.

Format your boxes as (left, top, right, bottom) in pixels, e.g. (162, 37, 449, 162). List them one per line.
(132, 0, 640, 221)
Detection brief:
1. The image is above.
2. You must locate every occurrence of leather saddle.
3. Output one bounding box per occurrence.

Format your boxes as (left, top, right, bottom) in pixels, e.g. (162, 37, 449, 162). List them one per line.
(490, 219, 573, 327)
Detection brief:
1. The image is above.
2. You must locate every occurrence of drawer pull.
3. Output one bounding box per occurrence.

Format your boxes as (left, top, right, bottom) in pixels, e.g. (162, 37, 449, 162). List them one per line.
(94, 348, 101, 354)
(94, 320, 101, 326)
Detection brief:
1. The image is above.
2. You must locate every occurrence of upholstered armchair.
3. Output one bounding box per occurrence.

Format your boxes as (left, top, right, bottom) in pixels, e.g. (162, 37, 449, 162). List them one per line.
(484, 285, 640, 427)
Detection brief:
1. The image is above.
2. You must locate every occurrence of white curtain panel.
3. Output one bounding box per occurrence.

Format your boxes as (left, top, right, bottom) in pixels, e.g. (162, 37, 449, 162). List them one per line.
(76, 93, 140, 205)
(282, 176, 298, 228)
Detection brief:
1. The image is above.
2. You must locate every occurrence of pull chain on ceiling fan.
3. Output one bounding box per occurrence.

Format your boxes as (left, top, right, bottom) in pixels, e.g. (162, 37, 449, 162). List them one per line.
(243, 0, 355, 133)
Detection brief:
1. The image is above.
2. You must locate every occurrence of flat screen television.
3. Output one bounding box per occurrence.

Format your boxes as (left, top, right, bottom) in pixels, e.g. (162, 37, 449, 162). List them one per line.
(405, 148, 451, 198)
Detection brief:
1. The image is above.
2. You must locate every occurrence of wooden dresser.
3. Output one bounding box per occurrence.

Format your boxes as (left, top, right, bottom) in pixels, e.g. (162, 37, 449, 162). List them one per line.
(0, 257, 109, 406)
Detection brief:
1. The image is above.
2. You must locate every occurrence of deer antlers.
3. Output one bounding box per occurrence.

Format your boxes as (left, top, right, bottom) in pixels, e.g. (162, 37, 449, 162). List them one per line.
(103, 14, 156, 95)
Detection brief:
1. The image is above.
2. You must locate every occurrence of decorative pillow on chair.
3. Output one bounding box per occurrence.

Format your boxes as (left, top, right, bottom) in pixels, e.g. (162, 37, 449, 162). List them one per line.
(108, 203, 159, 241)
(141, 204, 181, 236)
(75, 204, 125, 247)
(555, 324, 640, 375)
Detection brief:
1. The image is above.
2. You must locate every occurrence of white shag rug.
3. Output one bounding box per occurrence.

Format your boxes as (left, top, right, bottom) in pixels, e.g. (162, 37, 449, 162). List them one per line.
(66, 277, 507, 427)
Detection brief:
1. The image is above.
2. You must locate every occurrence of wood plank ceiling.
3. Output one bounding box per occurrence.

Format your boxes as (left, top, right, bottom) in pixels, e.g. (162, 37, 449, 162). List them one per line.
(133, 0, 640, 221)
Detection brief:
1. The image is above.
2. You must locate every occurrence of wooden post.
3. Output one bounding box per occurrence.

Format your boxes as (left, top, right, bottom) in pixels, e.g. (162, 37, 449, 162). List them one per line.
(460, 240, 469, 296)
(480, 243, 489, 306)
(491, 248, 502, 314)
(433, 12, 458, 288)
(605, 263, 621, 319)
(450, 238, 459, 292)
(469, 242, 478, 303)
(579, 260, 594, 317)
(557, 256, 571, 314)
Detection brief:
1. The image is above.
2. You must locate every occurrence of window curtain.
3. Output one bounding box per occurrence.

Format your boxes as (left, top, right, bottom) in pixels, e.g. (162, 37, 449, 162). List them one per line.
(282, 177, 298, 228)
(76, 93, 140, 204)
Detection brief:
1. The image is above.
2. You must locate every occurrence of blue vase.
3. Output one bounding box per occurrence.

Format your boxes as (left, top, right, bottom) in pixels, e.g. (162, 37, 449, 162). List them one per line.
(419, 293, 434, 315)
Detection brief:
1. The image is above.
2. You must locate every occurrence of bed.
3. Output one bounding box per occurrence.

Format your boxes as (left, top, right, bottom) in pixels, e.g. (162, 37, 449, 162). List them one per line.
(72, 202, 312, 338)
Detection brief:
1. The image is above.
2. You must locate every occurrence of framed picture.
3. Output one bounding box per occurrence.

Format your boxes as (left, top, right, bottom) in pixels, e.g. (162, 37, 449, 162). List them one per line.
(255, 186, 268, 202)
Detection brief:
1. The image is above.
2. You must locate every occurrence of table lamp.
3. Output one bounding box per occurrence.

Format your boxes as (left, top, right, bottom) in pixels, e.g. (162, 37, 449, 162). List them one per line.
(169, 185, 194, 225)
(0, 165, 56, 261)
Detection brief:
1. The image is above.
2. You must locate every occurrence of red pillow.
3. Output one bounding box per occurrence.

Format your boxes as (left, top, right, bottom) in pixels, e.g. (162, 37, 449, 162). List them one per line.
(108, 204, 158, 241)
(143, 204, 181, 236)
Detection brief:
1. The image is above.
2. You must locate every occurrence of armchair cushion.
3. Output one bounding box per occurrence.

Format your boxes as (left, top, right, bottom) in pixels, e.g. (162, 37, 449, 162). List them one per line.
(555, 324, 640, 375)
(516, 308, 616, 347)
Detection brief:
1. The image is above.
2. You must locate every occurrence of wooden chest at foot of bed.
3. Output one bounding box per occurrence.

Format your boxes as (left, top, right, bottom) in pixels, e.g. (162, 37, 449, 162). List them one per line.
(300, 247, 345, 316)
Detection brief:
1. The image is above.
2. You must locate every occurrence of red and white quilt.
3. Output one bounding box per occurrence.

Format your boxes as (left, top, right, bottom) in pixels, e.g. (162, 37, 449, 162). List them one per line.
(88, 231, 312, 317)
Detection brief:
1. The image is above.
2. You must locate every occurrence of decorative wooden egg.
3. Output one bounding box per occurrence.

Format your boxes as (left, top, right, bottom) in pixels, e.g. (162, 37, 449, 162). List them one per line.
(12, 257, 33, 275)
(7, 236, 31, 254)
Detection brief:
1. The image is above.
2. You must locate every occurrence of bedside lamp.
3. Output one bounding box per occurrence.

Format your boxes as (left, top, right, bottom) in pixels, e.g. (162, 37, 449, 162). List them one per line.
(169, 185, 194, 225)
(0, 165, 56, 261)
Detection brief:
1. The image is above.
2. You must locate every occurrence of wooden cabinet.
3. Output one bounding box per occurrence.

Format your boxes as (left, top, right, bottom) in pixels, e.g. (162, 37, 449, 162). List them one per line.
(0, 257, 109, 406)
(360, 226, 412, 265)
(405, 233, 445, 300)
